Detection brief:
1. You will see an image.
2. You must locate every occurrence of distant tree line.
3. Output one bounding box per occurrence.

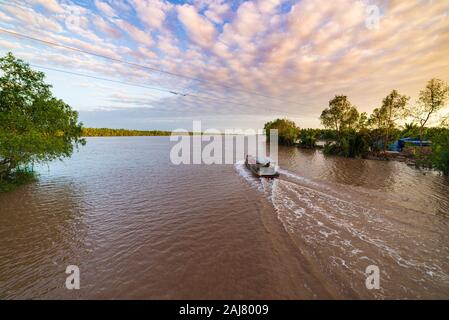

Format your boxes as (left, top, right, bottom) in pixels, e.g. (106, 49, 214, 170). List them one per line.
(82, 128, 173, 137)
(265, 78, 449, 175)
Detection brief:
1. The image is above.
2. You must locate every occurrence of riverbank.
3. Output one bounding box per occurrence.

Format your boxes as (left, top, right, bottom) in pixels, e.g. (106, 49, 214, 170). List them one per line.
(82, 128, 173, 137)
(296, 143, 437, 169)
(81, 128, 228, 137)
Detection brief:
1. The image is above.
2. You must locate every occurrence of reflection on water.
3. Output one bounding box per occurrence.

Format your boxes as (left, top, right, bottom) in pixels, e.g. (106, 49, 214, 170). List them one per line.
(278, 146, 449, 217)
(0, 137, 448, 299)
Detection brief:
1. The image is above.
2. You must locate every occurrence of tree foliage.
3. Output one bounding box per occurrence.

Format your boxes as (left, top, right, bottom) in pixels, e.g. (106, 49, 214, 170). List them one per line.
(319, 95, 370, 157)
(368, 90, 409, 152)
(401, 122, 420, 138)
(408, 78, 449, 143)
(0, 52, 84, 183)
(431, 130, 449, 175)
(264, 118, 300, 146)
(320, 95, 359, 136)
(380, 90, 409, 151)
(298, 128, 317, 148)
(264, 79, 448, 174)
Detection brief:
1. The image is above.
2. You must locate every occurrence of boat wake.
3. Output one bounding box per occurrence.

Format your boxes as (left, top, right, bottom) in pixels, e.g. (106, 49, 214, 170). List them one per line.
(234, 163, 449, 298)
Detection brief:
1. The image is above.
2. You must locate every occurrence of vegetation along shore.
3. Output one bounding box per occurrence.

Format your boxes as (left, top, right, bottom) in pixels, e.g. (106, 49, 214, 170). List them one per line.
(82, 128, 173, 137)
(265, 79, 449, 175)
(1, 52, 449, 193)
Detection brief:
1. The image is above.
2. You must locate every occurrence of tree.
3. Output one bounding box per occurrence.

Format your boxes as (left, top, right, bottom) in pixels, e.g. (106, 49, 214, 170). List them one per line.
(357, 112, 369, 131)
(319, 96, 372, 157)
(401, 122, 420, 138)
(369, 107, 386, 129)
(0, 52, 85, 183)
(431, 129, 449, 175)
(320, 95, 359, 139)
(378, 90, 409, 152)
(408, 79, 449, 144)
(298, 129, 317, 148)
(264, 118, 300, 146)
(443, 116, 449, 128)
(368, 107, 387, 153)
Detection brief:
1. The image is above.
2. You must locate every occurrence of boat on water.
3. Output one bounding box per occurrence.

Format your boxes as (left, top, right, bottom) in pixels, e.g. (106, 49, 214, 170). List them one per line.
(245, 155, 279, 178)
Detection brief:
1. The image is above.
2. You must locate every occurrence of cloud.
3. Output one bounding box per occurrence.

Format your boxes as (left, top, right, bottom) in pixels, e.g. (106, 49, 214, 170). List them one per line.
(39, 31, 122, 60)
(32, 0, 64, 14)
(177, 4, 217, 48)
(3, 0, 449, 129)
(132, 0, 171, 30)
(114, 19, 154, 47)
(157, 34, 181, 57)
(2, 4, 63, 33)
(0, 39, 20, 50)
(94, 0, 117, 18)
(226, 1, 261, 39)
(106, 92, 160, 108)
(137, 46, 157, 60)
(93, 16, 122, 39)
(257, 0, 282, 14)
(0, 10, 13, 23)
(204, 1, 231, 24)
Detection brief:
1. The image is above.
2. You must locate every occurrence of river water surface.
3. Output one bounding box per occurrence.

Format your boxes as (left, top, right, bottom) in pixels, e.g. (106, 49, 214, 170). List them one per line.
(1, 137, 448, 299)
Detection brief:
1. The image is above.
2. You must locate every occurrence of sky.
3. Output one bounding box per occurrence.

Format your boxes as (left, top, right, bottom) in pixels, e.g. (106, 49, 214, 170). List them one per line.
(0, 0, 449, 130)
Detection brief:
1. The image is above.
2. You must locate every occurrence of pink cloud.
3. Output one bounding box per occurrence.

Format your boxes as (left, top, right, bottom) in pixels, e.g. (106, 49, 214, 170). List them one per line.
(114, 19, 154, 47)
(94, 0, 117, 17)
(32, 0, 64, 14)
(3, 0, 449, 125)
(132, 0, 171, 30)
(93, 16, 122, 39)
(177, 4, 217, 48)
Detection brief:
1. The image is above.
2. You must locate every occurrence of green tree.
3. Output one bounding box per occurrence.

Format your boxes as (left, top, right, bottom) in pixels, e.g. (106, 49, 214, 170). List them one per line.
(431, 130, 449, 175)
(408, 78, 449, 144)
(298, 129, 317, 148)
(0, 52, 85, 185)
(320, 95, 359, 140)
(368, 107, 386, 130)
(357, 112, 369, 131)
(401, 122, 420, 138)
(319, 95, 370, 157)
(264, 118, 300, 146)
(377, 90, 409, 152)
(426, 123, 449, 175)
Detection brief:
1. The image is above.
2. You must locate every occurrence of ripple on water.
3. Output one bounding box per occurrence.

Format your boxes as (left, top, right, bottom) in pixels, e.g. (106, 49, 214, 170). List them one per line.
(235, 163, 449, 299)
(1, 137, 449, 299)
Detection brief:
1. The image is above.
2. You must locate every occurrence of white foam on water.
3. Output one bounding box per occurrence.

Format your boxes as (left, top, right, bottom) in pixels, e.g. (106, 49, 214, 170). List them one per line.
(235, 165, 449, 294)
(234, 161, 273, 195)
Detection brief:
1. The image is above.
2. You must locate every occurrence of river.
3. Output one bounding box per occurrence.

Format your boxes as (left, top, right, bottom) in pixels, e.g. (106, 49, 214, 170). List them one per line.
(0, 137, 448, 299)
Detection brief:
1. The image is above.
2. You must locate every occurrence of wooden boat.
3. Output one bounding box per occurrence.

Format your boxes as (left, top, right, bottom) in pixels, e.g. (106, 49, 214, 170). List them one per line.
(245, 155, 279, 178)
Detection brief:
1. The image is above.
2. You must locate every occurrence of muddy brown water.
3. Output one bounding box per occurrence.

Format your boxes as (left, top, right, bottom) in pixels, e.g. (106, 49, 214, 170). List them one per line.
(0, 137, 448, 299)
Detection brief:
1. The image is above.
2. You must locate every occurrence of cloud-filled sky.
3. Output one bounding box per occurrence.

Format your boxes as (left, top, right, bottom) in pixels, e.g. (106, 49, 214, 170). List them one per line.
(0, 0, 449, 130)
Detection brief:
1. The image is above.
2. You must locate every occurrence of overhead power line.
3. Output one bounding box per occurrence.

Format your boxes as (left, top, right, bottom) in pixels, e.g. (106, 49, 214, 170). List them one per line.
(0, 28, 301, 106)
(30, 64, 178, 95)
(30, 64, 301, 116)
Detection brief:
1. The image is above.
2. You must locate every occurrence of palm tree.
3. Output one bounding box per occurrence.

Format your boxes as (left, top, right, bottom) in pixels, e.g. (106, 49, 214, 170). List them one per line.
(401, 122, 419, 138)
